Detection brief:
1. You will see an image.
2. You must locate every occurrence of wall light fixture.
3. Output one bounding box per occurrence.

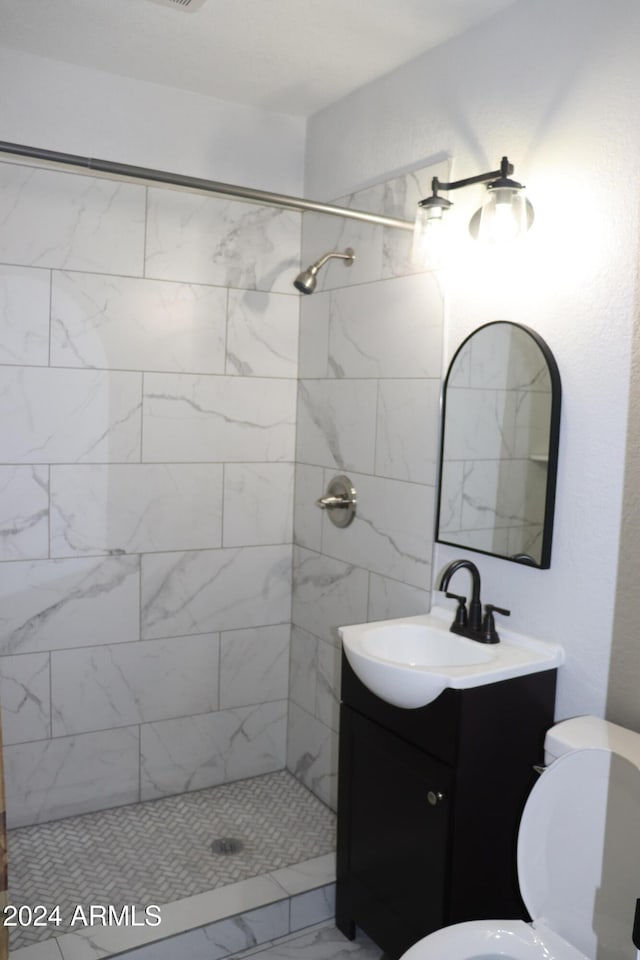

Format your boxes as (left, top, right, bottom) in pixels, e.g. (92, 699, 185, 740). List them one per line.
(412, 156, 534, 267)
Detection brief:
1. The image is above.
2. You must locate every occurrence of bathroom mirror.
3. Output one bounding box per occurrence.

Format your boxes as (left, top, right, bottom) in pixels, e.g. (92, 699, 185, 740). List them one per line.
(436, 321, 561, 568)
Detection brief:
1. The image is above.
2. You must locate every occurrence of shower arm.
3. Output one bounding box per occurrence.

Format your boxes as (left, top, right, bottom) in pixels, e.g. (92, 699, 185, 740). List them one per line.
(0, 140, 415, 233)
(310, 250, 355, 272)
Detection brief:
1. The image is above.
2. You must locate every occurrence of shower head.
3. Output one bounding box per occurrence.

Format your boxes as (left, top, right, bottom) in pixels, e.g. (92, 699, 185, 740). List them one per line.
(294, 247, 355, 294)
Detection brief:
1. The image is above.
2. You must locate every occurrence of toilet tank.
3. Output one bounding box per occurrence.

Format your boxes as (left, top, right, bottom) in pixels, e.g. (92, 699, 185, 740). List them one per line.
(544, 715, 640, 766)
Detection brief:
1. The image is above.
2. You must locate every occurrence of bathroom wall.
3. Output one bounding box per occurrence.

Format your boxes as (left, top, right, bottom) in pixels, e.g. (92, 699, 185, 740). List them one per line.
(0, 47, 305, 195)
(0, 157, 300, 827)
(609, 306, 640, 728)
(305, 0, 640, 726)
(287, 162, 447, 808)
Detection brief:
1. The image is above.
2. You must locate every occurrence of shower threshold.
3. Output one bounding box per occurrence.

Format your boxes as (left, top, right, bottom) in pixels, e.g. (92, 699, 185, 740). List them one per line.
(8, 770, 336, 960)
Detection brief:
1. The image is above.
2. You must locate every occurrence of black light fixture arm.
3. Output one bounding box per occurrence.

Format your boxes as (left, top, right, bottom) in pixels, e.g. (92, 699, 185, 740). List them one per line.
(414, 155, 532, 247)
(430, 156, 515, 195)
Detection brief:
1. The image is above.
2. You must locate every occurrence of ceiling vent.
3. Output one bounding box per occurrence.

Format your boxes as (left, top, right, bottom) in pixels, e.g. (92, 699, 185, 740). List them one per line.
(146, 0, 208, 11)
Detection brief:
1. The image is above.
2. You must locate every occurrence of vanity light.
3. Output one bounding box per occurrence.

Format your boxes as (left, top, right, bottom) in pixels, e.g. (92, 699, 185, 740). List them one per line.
(413, 156, 534, 266)
(411, 193, 452, 270)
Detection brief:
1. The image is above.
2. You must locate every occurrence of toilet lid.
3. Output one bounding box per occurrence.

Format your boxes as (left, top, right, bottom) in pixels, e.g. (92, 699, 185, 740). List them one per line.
(518, 747, 640, 960)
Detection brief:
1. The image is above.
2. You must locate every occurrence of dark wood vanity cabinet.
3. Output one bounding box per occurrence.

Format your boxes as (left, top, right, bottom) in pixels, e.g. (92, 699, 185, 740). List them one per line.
(336, 654, 557, 959)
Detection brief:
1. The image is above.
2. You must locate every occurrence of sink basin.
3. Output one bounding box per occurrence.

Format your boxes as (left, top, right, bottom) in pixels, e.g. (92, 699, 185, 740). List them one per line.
(361, 623, 495, 668)
(339, 607, 564, 709)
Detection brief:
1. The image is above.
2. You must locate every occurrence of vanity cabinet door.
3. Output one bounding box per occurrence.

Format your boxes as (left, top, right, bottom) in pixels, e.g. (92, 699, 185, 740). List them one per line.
(337, 706, 452, 956)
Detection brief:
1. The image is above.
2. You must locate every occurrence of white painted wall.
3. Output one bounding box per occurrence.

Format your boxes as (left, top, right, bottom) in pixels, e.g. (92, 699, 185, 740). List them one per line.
(609, 308, 640, 728)
(306, 0, 640, 722)
(0, 47, 305, 194)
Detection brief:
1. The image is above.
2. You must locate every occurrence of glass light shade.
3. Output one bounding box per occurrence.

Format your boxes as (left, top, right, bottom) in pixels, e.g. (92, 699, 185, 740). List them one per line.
(477, 186, 529, 243)
(412, 203, 447, 270)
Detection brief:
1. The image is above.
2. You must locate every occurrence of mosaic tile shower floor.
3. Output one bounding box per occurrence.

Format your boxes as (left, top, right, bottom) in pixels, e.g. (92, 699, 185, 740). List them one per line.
(8, 770, 336, 951)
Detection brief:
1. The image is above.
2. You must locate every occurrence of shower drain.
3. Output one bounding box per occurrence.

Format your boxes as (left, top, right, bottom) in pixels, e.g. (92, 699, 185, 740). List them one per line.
(211, 837, 244, 856)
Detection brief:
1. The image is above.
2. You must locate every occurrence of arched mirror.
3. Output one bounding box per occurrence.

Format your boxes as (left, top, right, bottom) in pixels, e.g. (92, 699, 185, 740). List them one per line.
(436, 322, 561, 568)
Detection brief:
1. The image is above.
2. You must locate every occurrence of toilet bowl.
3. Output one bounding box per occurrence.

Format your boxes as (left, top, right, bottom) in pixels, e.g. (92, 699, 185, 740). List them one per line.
(401, 717, 640, 960)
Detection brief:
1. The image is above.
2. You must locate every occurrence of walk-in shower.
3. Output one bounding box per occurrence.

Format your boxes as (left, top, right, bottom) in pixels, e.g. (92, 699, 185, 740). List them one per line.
(0, 139, 347, 960)
(0, 138, 427, 960)
(293, 248, 355, 294)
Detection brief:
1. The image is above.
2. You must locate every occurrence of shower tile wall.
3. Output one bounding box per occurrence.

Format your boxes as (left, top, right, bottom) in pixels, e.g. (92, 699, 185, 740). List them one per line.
(287, 162, 447, 809)
(0, 160, 300, 827)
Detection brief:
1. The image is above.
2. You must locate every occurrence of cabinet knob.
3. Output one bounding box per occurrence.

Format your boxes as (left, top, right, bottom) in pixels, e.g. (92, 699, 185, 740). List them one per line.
(427, 790, 445, 806)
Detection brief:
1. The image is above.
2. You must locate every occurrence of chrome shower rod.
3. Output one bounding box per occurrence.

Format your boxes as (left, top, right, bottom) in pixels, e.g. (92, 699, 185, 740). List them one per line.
(0, 140, 414, 232)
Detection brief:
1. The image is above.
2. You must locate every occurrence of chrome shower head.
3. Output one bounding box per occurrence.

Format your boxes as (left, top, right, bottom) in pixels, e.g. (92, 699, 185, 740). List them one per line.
(293, 266, 320, 295)
(293, 247, 355, 294)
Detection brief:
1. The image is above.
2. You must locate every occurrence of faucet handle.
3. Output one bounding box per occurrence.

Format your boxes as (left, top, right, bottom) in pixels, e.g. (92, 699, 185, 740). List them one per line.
(445, 592, 468, 629)
(481, 604, 510, 643)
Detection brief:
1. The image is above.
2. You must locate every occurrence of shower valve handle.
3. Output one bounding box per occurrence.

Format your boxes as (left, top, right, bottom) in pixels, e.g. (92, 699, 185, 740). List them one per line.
(317, 495, 349, 509)
(315, 475, 357, 528)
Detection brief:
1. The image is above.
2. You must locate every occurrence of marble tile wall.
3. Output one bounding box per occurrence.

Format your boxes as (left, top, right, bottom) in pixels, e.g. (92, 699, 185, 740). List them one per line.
(0, 159, 301, 827)
(287, 162, 447, 808)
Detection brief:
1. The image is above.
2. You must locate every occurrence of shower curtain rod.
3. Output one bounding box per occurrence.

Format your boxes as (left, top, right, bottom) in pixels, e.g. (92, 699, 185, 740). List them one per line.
(0, 140, 415, 232)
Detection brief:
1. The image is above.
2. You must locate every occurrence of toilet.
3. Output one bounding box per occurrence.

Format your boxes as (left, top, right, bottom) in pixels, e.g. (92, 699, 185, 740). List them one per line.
(401, 716, 640, 960)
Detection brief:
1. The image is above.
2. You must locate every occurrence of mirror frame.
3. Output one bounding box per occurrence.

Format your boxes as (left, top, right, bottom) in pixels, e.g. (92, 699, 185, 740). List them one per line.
(435, 321, 561, 569)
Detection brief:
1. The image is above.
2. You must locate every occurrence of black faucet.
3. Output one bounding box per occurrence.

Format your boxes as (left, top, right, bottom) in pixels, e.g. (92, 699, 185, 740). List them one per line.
(438, 559, 510, 643)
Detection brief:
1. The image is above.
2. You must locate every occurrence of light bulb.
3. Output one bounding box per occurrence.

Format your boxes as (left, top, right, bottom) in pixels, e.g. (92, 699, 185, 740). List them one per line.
(477, 187, 528, 244)
(412, 203, 448, 270)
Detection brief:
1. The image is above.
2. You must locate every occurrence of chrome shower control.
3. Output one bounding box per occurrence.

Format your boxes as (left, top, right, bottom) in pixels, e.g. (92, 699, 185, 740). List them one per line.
(316, 475, 357, 528)
(427, 791, 445, 806)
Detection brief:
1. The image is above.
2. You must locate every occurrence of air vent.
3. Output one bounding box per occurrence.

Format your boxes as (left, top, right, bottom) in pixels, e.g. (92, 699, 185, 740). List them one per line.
(146, 0, 208, 11)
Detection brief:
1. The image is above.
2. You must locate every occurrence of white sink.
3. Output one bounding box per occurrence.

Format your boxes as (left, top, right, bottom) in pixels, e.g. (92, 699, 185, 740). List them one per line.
(339, 606, 564, 709)
(361, 623, 495, 668)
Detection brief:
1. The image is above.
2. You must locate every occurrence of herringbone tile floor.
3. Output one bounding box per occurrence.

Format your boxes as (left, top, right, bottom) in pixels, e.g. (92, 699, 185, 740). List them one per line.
(8, 770, 336, 950)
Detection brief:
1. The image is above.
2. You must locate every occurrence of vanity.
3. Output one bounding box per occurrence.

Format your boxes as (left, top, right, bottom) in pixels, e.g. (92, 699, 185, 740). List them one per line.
(335, 610, 563, 959)
(334, 321, 564, 958)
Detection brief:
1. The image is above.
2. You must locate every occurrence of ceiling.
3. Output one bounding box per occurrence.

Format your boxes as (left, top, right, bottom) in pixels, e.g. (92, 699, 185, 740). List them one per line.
(0, 0, 520, 117)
